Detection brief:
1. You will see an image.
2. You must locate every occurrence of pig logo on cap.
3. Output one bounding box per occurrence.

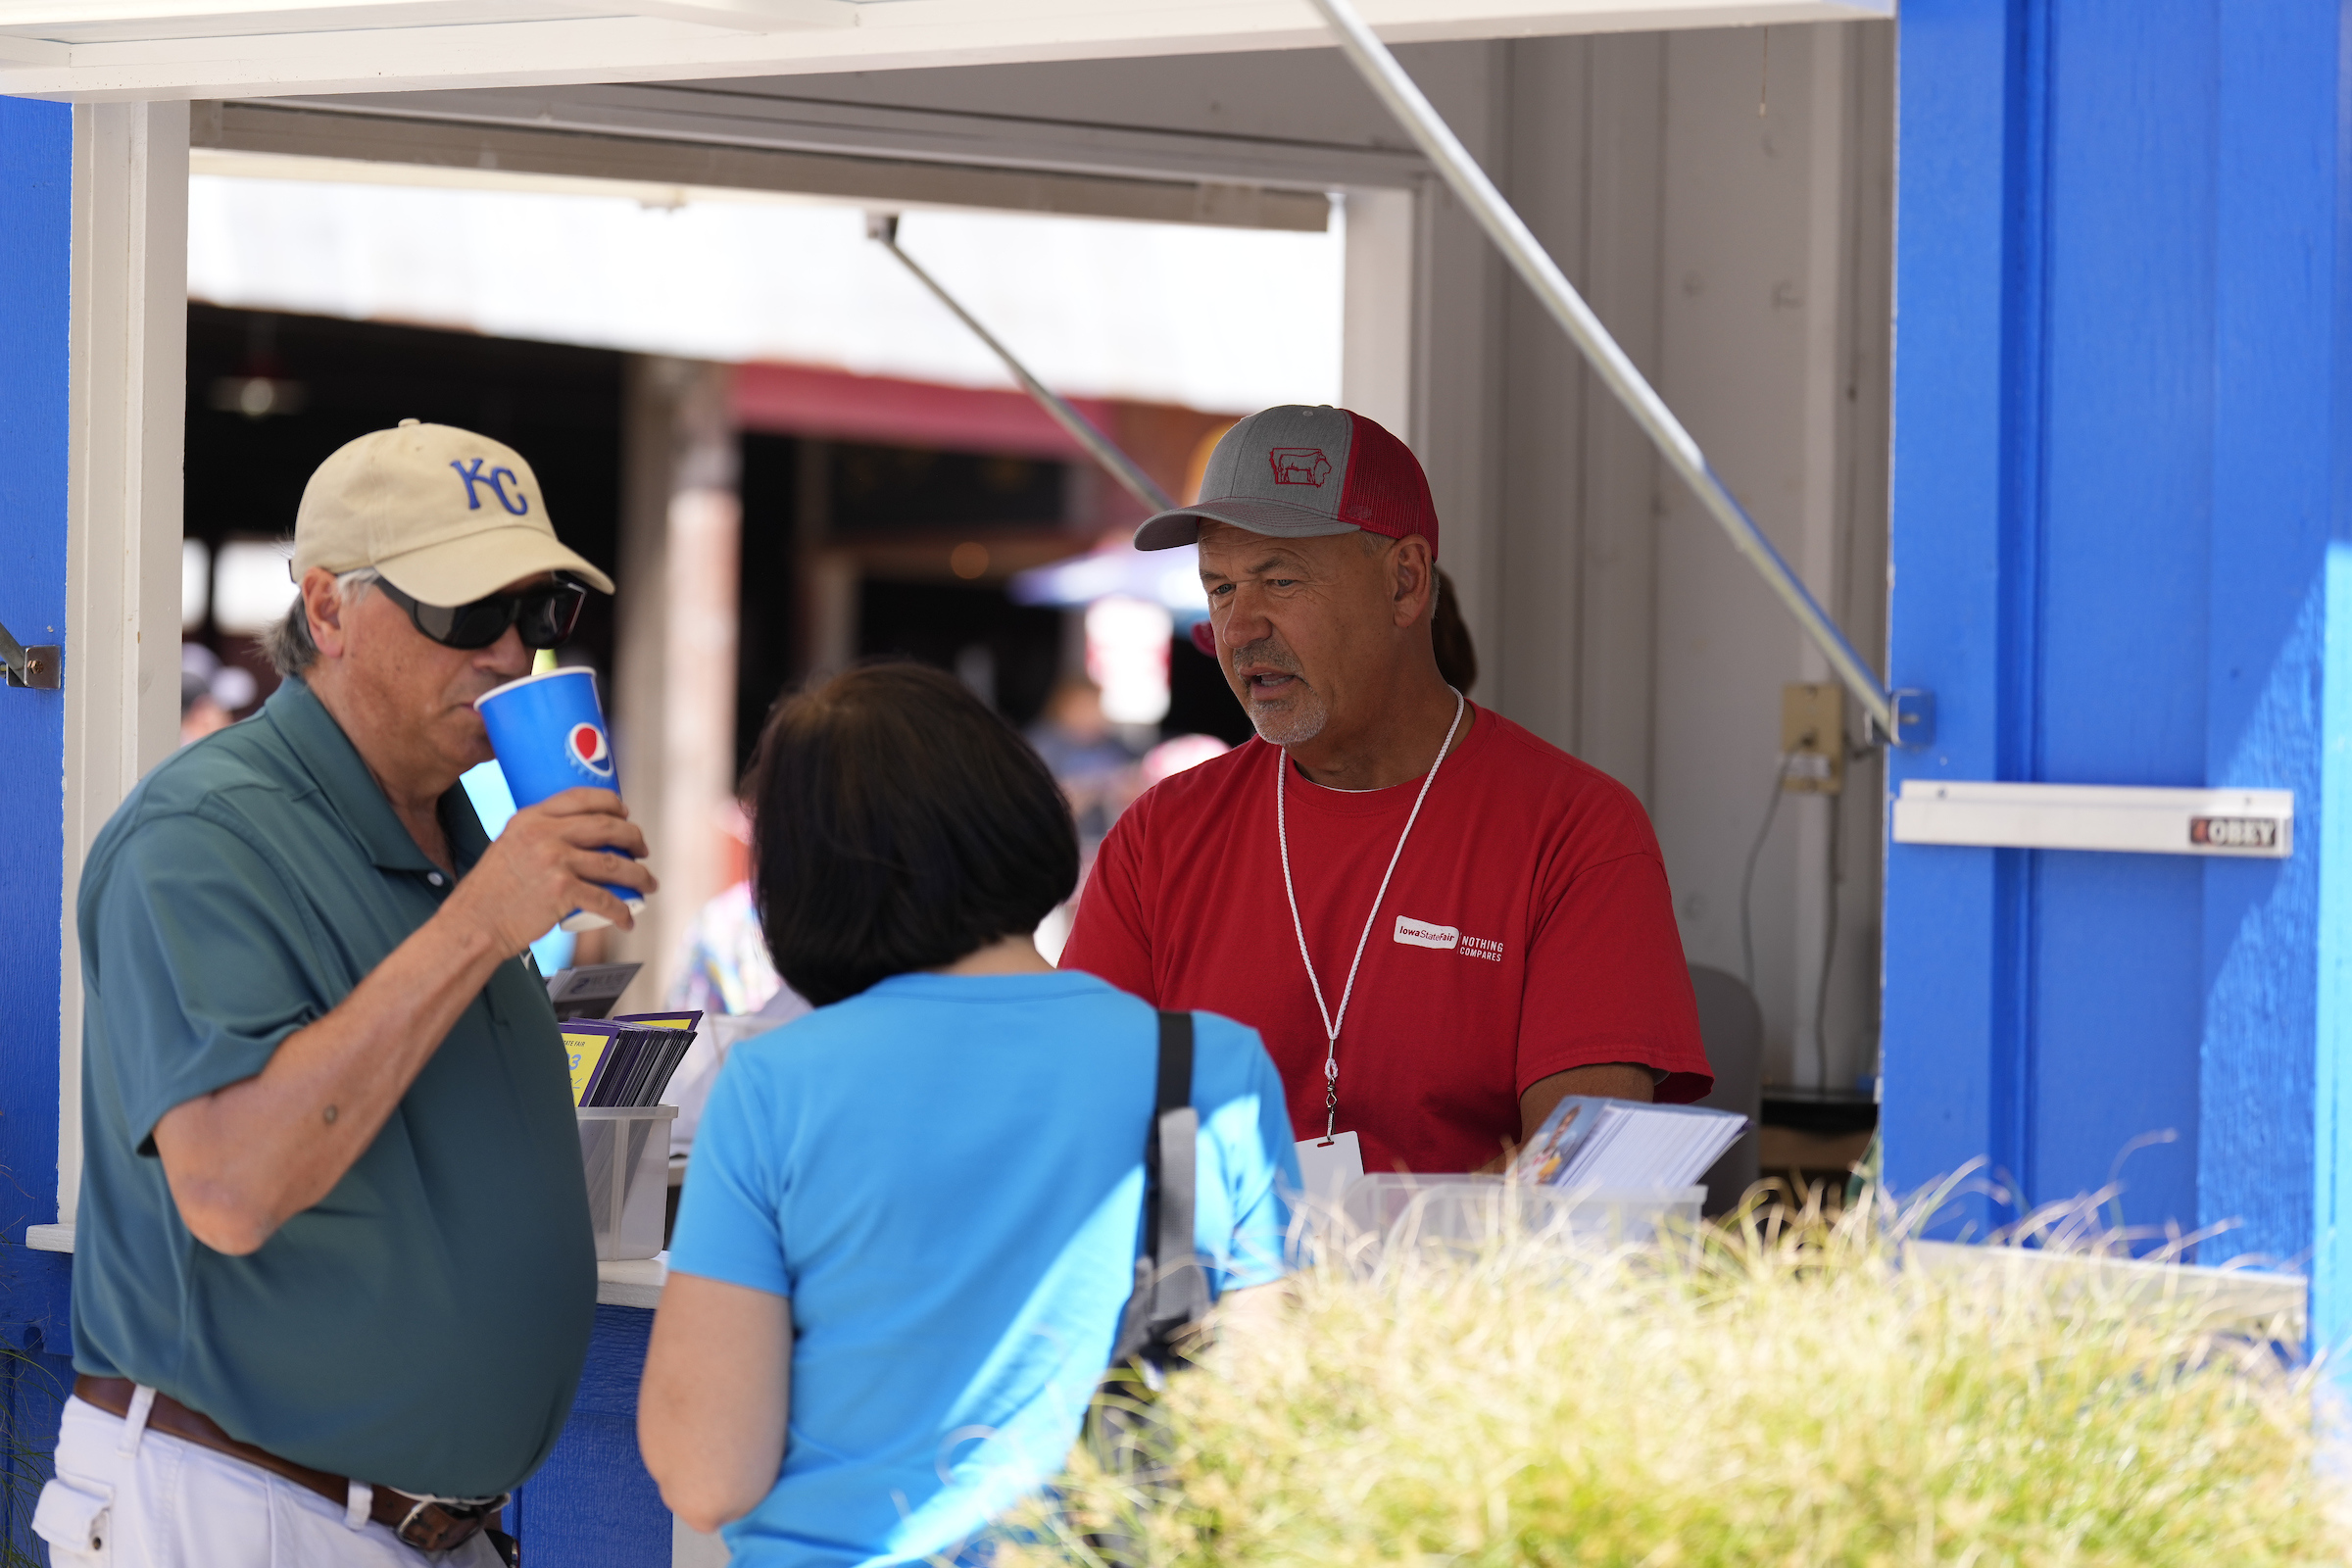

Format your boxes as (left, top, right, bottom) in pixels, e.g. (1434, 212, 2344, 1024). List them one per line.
(567, 722, 614, 779)
(1268, 447, 1333, 487)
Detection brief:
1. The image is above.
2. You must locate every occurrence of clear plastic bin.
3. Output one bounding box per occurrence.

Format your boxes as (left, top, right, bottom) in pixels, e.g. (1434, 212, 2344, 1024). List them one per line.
(577, 1104, 677, 1261)
(1340, 1174, 1704, 1256)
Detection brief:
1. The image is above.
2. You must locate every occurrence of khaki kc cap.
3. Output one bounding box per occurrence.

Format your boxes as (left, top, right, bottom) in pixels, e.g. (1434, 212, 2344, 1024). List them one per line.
(292, 419, 614, 605)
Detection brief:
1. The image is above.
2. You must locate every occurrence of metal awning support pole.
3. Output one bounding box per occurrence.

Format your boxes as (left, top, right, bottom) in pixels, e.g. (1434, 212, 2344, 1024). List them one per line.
(867, 213, 1177, 516)
(1304, 0, 1931, 750)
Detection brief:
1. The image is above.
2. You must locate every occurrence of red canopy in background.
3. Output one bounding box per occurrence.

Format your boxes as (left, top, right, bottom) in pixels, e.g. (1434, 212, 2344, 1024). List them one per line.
(730, 363, 1238, 537)
(731, 361, 1115, 462)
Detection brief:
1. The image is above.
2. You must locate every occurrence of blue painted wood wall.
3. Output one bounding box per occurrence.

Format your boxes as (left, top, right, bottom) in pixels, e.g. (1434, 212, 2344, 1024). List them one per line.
(0, 97, 71, 1241)
(1883, 0, 2352, 1350)
(0, 93, 80, 1560)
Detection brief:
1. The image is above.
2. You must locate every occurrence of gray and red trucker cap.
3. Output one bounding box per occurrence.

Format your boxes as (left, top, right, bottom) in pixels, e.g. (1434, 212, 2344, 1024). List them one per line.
(1133, 405, 1441, 560)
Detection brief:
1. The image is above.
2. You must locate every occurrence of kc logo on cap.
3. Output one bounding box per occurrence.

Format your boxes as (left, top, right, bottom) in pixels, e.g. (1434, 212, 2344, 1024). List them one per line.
(567, 722, 614, 779)
(450, 457, 531, 516)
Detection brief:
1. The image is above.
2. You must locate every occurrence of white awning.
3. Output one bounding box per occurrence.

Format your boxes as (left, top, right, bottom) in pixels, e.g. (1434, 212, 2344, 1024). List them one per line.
(2, 0, 1891, 101)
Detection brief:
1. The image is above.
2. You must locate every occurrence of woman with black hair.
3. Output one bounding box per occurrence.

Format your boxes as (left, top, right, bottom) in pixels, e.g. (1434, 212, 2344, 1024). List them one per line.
(637, 662, 1297, 1567)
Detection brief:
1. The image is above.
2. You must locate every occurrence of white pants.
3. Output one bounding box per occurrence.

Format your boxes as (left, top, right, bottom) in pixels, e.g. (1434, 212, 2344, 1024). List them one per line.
(33, 1394, 504, 1568)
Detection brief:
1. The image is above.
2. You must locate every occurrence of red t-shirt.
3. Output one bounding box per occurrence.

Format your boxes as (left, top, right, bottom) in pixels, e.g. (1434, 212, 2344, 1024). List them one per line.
(1060, 705, 1710, 1174)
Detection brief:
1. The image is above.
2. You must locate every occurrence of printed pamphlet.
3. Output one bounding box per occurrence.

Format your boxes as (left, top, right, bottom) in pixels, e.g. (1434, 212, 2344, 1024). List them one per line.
(1511, 1096, 1747, 1192)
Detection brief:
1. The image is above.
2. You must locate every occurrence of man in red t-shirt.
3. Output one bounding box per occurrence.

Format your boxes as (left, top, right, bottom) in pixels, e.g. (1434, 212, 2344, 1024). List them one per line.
(1060, 405, 1709, 1178)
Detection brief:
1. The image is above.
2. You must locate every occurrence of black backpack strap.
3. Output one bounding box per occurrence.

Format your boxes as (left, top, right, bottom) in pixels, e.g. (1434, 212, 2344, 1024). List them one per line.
(1107, 1011, 1209, 1374)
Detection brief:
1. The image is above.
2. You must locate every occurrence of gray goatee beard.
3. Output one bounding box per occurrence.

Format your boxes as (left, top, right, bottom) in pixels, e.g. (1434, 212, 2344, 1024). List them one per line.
(1250, 685, 1330, 747)
(1235, 641, 1330, 746)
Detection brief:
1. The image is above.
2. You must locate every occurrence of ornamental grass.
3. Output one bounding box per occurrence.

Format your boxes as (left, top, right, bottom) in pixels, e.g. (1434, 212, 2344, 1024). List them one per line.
(1008, 1183, 2349, 1568)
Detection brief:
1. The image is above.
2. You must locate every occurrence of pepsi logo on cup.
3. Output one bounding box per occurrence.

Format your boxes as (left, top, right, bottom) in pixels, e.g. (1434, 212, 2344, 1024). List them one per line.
(567, 721, 615, 779)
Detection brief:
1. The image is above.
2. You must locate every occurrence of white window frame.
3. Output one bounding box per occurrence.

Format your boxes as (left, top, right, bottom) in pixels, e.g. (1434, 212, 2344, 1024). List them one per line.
(35, 0, 1881, 1218)
(60, 100, 188, 1225)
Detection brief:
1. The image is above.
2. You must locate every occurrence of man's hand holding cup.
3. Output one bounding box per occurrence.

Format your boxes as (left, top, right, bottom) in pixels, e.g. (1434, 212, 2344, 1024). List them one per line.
(451, 788, 657, 956)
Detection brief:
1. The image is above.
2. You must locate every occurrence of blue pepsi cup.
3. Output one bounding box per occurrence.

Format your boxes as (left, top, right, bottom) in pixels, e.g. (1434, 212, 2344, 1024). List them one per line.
(473, 667, 644, 933)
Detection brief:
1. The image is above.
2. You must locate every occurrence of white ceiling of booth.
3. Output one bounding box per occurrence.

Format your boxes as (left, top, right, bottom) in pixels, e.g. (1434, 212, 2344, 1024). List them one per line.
(187, 168, 1345, 411)
(2, 0, 1891, 100)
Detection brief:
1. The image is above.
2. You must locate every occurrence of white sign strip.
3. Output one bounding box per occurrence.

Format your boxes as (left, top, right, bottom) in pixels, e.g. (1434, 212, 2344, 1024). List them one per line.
(1891, 781, 2293, 859)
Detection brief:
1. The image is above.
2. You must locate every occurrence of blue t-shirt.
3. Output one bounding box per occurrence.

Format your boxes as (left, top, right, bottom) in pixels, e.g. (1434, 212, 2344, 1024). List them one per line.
(667, 969, 1297, 1568)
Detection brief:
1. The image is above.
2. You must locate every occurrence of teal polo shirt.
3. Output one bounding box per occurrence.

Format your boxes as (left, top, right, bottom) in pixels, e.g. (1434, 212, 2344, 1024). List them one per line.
(72, 678, 597, 1498)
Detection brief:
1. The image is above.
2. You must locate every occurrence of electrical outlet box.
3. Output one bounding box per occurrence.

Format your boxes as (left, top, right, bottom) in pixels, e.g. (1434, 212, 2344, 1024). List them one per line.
(1781, 683, 1844, 795)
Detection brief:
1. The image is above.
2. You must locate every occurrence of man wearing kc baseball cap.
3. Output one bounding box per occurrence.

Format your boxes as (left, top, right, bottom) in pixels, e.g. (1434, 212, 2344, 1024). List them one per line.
(48, 420, 650, 1566)
(292, 417, 615, 605)
(1062, 406, 1709, 1189)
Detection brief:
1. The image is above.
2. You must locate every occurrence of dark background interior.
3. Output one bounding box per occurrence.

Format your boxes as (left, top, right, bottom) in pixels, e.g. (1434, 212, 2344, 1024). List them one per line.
(190, 306, 1250, 783)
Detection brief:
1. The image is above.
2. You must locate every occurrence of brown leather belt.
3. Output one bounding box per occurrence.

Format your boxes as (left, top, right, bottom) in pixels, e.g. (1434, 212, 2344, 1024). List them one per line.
(74, 1376, 502, 1554)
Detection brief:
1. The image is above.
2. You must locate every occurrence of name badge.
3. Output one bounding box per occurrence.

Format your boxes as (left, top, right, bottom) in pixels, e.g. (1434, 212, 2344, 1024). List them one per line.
(1393, 916, 1460, 951)
(1294, 1131, 1364, 1208)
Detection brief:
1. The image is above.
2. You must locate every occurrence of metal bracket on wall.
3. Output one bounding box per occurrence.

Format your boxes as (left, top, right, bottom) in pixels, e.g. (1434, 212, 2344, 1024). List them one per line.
(0, 617, 60, 690)
(1878, 690, 1935, 751)
(1308, 0, 1933, 752)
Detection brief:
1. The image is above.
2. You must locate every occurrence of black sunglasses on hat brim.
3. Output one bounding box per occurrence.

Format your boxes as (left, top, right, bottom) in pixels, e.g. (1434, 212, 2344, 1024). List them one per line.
(376, 573, 588, 651)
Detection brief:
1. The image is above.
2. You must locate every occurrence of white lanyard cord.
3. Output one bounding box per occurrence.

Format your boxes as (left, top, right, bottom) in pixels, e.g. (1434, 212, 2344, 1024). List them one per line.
(1278, 688, 1467, 1141)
